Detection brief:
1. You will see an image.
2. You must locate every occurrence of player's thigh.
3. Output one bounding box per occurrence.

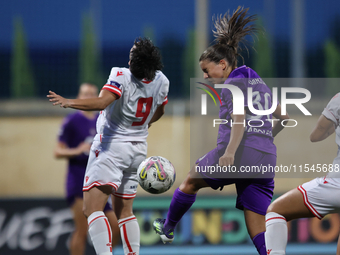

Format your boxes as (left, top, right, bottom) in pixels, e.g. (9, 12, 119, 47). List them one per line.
(130, 142, 148, 169)
(113, 172, 137, 219)
(182, 147, 222, 194)
(114, 167, 139, 201)
(299, 177, 340, 217)
(267, 188, 313, 221)
(83, 141, 125, 192)
(112, 141, 146, 212)
(112, 196, 135, 220)
(71, 197, 88, 234)
(83, 185, 112, 217)
(113, 141, 147, 198)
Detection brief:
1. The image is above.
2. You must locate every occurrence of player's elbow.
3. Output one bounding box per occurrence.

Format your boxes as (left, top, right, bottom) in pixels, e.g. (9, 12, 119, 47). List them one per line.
(159, 106, 165, 117)
(156, 104, 165, 119)
(54, 150, 62, 159)
(54, 146, 67, 159)
(94, 100, 110, 111)
(96, 104, 106, 111)
(94, 99, 108, 111)
(97, 90, 117, 110)
(281, 113, 290, 122)
(310, 133, 319, 143)
(310, 136, 317, 143)
(276, 113, 290, 129)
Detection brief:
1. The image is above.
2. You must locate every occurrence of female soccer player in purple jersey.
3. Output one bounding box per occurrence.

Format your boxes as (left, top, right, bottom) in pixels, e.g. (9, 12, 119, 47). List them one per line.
(55, 83, 119, 255)
(153, 7, 289, 255)
(265, 93, 340, 255)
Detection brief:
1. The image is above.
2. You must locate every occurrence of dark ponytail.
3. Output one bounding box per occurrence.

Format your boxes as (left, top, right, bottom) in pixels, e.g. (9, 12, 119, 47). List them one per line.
(199, 6, 257, 69)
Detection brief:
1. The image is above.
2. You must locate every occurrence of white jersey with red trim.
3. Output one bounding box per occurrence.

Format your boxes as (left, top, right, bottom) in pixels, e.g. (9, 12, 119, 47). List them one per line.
(95, 67, 169, 142)
(322, 92, 340, 184)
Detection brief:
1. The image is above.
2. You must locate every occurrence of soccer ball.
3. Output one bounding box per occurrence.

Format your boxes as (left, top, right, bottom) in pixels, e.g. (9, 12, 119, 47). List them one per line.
(137, 156, 176, 194)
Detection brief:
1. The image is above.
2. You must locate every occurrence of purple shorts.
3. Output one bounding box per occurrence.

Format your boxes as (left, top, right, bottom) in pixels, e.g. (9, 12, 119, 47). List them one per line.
(195, 145, 276, 215)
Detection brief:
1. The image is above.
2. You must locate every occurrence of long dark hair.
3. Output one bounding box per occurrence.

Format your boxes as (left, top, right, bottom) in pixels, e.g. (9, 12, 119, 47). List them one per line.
(199, 6, 258, 69)
(129, 37, 163, 81)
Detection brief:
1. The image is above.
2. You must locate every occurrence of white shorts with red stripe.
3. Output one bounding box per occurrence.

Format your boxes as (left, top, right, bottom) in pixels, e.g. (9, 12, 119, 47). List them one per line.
(298, 177, 340, 219)
(83, 140, 147, 199)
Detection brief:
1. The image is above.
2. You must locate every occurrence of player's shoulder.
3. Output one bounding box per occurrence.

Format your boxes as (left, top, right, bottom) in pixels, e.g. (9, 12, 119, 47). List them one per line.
(107, 67, 132, 93)
(153, 70, 169, 85)
(327, 92, 340, 108)
(109, 67, 131, 79)
(69, 111, 85, 121)
(155, 70, 168, 79)
(331, 93, 340, 102)
(229, 65, 249, 79)
(62, 111, 80, 127)
(232, 65, 262, 79)
(225, 66, 252, 90)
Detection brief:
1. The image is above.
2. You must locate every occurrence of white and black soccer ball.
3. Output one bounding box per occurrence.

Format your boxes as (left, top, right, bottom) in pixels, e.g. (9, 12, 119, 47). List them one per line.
(137, 156, 176, 194)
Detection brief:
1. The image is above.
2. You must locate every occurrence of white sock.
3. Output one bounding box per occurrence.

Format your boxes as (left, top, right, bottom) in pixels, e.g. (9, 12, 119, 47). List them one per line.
(265, 212, 287, 255)
(87, 211, 113, 255)
(118, 215, 140, 255)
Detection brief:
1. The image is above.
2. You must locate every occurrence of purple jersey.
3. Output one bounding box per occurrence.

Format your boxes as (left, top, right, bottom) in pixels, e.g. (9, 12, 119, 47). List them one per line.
(59, 111, 98, 166)
(217, 65, 276, 155)
(58, 111, 98, 204)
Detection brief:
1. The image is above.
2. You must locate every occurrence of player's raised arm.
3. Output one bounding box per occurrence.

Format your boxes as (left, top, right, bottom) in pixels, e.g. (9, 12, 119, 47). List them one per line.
(219, 110, 246, 167)
(310, 93, 339, 142)
(337, 233, 340, 255)
(54, 141, 90, 159)
(47, 89, 117, 111)
(310, 115, 335, 142)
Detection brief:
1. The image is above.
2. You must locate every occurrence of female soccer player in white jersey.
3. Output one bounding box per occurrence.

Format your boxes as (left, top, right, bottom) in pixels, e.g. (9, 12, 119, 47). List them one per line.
(54, 83, 120, 255)
(265, 93, 340, 255)
(48, 38, 169, 255)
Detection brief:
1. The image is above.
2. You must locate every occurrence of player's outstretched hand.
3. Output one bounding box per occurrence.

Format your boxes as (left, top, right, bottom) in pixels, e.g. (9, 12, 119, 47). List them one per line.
(47, 91, 70, 108)
(219, 152, 234, 167)
(77, 142, 91, 155)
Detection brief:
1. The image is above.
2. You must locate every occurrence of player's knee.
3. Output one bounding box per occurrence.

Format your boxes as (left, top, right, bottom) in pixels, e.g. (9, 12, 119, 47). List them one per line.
(180, 177, 201, 193)
(113, 197, 134, 220)
(116, 208, 133, 220)
(266, 202, 278, 214)
(82, 205, 90, 218)
(73, 228, 88, 240)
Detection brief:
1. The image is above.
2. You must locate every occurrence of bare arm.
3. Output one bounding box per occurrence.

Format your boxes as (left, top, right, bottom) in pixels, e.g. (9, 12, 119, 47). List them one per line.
(219, 112, 246, 166)
(47, 89, 117, 111)
(336, 233, 340, 255)
(54, 141, 91, 159)
(272, 103, 290, 137)
(148, 104, 166, 128)
(310, 115, 335, 142)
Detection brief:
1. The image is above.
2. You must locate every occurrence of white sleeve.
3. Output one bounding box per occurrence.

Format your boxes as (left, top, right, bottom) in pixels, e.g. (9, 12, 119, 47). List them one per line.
(322, 93, 340, 125)
(158, 75, 169, 106)
(101, 67, 125, 98)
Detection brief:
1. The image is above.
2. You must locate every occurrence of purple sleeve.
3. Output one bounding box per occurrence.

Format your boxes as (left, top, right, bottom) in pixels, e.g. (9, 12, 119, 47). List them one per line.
(58, 117, 72, 145)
